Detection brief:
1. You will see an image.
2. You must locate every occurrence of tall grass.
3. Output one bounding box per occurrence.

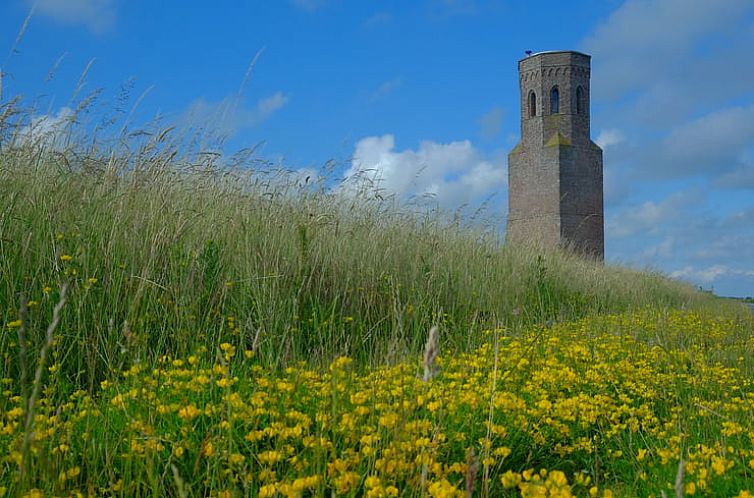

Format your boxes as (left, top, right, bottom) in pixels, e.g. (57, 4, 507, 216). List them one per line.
(2, 62, 753, 498)
(0, 106, 731, 395)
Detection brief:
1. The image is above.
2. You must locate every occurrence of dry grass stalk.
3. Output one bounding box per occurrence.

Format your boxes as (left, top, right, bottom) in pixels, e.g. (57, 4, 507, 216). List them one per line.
(20, 282, 68, 482)
(465, 446, 480, 498)
(674, 456, 685, 498)
(422, 325, 440, 382)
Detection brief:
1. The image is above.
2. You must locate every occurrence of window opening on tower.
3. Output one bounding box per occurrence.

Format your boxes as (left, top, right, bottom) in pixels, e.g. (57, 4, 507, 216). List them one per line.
(550, 87, 559, 114)
(529, 91, 536, 117)
(576, 86, 584, 115)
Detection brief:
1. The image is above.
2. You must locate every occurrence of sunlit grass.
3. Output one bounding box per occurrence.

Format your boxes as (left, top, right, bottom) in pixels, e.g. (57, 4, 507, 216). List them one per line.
(1, 92, 753, 496)
(0, 139, 729, 384)
(2, 310, 754, 496)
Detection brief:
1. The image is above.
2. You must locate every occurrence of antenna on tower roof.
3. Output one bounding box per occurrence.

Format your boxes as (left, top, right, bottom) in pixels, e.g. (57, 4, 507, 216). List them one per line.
(525, 50, 533, 56)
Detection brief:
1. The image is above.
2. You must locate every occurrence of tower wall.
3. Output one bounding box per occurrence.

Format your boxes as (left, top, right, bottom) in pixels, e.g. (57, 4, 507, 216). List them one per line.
(507, 51, 604, 259)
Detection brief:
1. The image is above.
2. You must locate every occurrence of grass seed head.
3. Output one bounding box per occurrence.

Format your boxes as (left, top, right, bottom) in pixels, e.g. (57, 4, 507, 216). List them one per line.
(423, 325, 440, 382)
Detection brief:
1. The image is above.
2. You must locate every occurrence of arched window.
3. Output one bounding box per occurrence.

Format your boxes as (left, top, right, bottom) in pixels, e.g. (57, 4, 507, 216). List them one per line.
(550, 87, 560, 114)
(576, 86, 584, 115)
(528, 91, 536, 117)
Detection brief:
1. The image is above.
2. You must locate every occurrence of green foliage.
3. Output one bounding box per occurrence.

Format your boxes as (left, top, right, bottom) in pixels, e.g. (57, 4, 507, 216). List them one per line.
(0, 95, 752, 498)
(0, 142, 735, 392)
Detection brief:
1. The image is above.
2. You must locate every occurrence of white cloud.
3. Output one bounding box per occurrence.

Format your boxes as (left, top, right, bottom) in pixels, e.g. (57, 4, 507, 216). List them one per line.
(671, 265, 754, 283)
(256, 92, 288, 118)
(479, 106, 504, 140)
(651, 104, 754, 177)
(181, 91, 289, 138)
(342, 134, 506, 209)
(582, 1, 754, 185)
(583, 0, 754, 102)
(16, 107, 73, 149)
(606, 190, 698, 238)
(595, 129, 624, 150)
(28, 0, 117, 33)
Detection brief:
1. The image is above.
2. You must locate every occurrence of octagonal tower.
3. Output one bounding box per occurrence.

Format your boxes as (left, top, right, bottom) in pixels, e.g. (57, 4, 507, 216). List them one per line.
(507, 50, 604, 259)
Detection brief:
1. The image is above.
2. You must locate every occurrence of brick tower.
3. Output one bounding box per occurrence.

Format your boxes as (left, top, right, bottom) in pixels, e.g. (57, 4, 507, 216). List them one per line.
(507, 51, 604, 259)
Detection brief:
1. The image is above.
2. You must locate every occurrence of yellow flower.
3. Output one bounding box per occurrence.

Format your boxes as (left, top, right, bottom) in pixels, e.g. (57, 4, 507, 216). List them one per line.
(428, 479, 461, 498)
(329, 356, 353, 372)
(220, 342, 235, 354)
(364, 476, 381, 489)
(685, 482, 697, 495)
(259, 484, 277, 498)
(258, 450, 283, 466)
(60, 254, 73, 262)
(6, 320, 22, 329)
(501, 470, 521, 489)
(178, 404, 202, 420)
(711, 457, 726, 476)
(202, 441, 214, 457)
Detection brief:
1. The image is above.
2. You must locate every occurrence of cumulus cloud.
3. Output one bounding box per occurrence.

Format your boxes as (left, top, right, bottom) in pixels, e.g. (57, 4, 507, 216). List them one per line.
(671, 265, 754, 283)
(583, 0, 754, 103)
(181, 91, 289, 138)
(595, 129, 625, 150)
(646, 104, 754, 178)
(606, 190, 699, 238)
(582, 1, 754, 186)
(16, 107, 74, 149)
(28, 0, 117, 33)
(342, 134, 506, 210)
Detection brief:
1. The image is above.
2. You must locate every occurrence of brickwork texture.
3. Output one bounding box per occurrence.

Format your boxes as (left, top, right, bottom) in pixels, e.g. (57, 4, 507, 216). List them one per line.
(507, 51, 604, 259)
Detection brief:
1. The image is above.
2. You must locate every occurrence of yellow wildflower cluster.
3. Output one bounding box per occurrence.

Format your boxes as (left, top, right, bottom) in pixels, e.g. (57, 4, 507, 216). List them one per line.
(1, 310, 753, 497)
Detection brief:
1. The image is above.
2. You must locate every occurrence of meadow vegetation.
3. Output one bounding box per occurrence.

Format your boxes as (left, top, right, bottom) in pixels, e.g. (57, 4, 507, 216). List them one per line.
(1, 96, 753, 497)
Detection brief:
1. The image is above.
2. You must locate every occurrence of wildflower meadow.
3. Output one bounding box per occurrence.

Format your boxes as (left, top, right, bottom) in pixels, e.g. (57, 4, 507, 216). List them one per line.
(1, 94, 753, 497)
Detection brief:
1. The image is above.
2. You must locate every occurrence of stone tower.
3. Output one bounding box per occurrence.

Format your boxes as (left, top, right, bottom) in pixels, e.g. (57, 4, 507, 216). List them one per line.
(507, 51, 604, 259)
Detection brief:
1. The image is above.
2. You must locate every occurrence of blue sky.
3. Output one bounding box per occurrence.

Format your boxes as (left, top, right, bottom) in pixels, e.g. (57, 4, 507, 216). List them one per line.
(2, 0, 753, 297)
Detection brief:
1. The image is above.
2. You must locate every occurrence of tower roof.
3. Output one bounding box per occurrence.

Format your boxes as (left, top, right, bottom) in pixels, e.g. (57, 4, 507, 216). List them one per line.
(518, 50, 591, 72)
(518, 50, 591, 64)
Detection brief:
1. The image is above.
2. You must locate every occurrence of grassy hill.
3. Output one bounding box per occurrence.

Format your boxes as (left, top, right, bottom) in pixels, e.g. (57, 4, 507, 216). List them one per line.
(0, 140, 727, 379)
(1, 133, 753, 496)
